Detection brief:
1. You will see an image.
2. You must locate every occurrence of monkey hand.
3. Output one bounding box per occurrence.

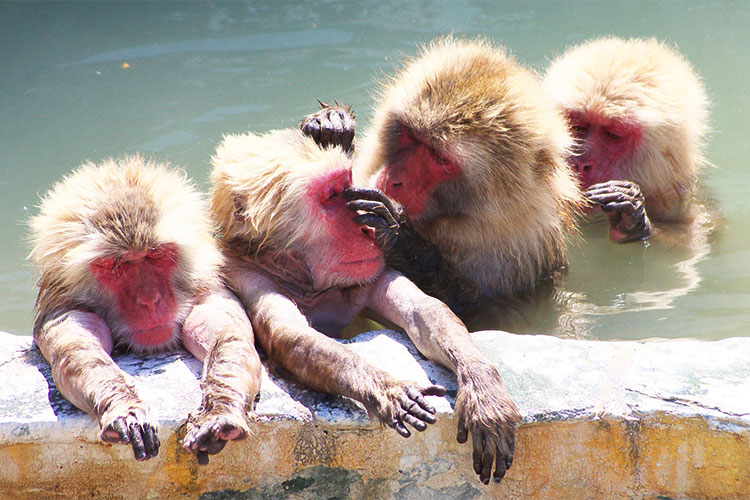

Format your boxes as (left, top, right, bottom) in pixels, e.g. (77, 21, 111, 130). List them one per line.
(344, 186, 410, 252)
(183, 407, 250, 465)
(366, 380, 447, 438)
(300, 101, 355, 155)
(456, 363, 520, 484)
(99, 402, 160, 462)
(585, 180, 653, 243)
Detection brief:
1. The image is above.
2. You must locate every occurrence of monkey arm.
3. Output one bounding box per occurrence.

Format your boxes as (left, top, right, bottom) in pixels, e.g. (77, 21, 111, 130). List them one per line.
(181, 288, 262, 465)
(300, 102, 355, 155)
(345, 187, 481, 313)
(34, 310, 159, 461)
(226, 266, 445, 437)
(367, 269, 519, 484)
(585, 180, 653, 243)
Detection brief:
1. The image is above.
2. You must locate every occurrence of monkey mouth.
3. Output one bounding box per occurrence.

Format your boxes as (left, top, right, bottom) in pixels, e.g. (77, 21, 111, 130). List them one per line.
(131, 324, 177, 347)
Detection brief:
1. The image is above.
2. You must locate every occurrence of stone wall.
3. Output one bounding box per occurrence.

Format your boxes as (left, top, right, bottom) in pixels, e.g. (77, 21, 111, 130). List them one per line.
(0, 329, 748, 499)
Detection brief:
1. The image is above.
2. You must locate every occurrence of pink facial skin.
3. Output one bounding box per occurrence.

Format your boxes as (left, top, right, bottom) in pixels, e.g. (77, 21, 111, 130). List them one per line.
(566, 110, 643, 209)
(376, 129, 459, 219)
(90, 243, 179, 347)
(307, 167, 383, 281)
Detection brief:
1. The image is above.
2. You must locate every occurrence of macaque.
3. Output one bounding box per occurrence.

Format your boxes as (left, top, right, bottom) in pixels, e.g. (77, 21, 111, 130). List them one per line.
(210, 128, 520, 484)
(301, 37, 581, 313)
(543, 37, 710, 242)
(28, 156, 262, 465)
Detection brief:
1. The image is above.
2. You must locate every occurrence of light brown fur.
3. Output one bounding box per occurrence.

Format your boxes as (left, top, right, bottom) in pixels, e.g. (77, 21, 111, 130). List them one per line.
(544, 36, 709, 219)
(28, 156, 261, 464)
(210, 128, 520, 484)
(355, 37, 582, 297)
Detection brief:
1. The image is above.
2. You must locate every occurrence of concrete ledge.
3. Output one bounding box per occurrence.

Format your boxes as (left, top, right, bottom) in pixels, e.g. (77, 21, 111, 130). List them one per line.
(1, 330, 748, 499)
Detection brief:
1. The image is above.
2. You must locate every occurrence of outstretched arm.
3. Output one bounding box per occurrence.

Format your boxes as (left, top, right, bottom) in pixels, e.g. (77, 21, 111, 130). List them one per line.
(227, 265, 445, 438)
(181, 288, 262, 465)
(345, 186, 482, 313)
(34, 311, 160, 461)
(367, 269, 519, 484)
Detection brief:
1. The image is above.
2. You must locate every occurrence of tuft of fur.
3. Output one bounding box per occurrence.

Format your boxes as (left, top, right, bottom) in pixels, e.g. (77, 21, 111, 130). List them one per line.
(356, 37, 582, 297)
(210, 128, 352, 256)
(544, 37, 709, 216)
(28, 156, 223, 352)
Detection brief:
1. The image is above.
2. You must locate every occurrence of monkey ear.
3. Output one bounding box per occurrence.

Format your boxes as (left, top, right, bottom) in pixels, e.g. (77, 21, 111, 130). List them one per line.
(233, 195, 247, 220)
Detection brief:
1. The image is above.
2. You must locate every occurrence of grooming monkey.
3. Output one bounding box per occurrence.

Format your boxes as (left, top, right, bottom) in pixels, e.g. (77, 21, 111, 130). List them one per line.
(543, 36, 710, 242)
(210, 128, 520, 484)
(28, 156, 261, 464)
(301, 37, 582, 313)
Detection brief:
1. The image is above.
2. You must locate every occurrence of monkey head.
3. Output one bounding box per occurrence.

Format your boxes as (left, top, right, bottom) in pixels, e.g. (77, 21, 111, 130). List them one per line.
(357, 37, 578, 232)
(29, 157, 223, 353)
(211, 129, 384, 290)
(544, 37, 709, 215)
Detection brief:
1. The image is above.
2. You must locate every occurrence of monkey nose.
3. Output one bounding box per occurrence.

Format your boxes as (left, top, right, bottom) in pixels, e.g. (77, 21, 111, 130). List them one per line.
(136, 288, 161, 308)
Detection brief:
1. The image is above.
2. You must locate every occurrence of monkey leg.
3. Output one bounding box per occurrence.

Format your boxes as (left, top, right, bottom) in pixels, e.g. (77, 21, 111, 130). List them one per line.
(345, 186, 482, 313)
(182, 289, 262, 465)
(35, 310, 160, 461)
(585, 180, 653, 242)
(368, 270, 520, 484)
(299, 101, 355, 155)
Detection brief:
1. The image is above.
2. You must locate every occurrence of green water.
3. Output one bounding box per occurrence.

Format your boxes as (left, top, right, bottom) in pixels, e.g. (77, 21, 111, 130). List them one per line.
(2, 1, 749, 340)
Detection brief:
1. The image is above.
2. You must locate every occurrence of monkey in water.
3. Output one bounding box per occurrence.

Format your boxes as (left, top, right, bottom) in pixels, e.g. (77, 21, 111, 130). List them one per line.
(543, 36, 710, 243)
(28, 156, 262, 465)
(210, 128, 520, 484)
(301, 37, 582, 314)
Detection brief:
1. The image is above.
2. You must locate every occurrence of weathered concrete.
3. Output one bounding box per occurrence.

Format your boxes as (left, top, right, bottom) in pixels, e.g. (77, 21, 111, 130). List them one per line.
(0, 329, 748, 500)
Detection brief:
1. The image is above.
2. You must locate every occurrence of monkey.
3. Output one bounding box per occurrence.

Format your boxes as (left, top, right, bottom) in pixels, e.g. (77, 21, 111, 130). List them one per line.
(300, 37, 582, 314)
(542, 36, 710, 243)
(209, 128, 520, 484)
(28, 156, 262, 465)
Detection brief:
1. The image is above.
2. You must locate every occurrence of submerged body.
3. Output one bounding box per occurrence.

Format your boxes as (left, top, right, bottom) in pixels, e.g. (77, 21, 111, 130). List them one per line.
(544, 36, 711, 242)
(303, 37, 581, 314)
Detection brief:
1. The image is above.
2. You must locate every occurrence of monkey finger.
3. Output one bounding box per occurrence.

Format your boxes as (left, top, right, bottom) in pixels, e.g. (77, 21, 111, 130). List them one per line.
(472, 429, 485, 475)
(353, 213, 392, 231)
(401, 412, 428, 432)
(102, 417, 130, 443)
(601, 201, 638, 214)
(346, 200, 398, 226)
(400, 394, 437, 425)
(128, 422, 149, 461)
(405, 386, 439, 416)
(505, 433, 515, 470)
(344, 187, 401, 217)
(389, 416, 412, 438)
(480, 445, 495, 484)
(409, 384, 447, 415)
(141, 422, 160, 458)
(196, 450, 210, 466)
(457, 417, 469, 444)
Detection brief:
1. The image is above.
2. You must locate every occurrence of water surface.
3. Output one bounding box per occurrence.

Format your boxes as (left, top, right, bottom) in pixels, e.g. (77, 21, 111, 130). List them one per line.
(2, 1, 748, 340)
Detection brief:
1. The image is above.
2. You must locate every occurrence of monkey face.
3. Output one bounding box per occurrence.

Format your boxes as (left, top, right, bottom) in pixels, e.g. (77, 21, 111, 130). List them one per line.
(566, 110, 643, 193)
(90, 243, 180, 347)
(305, 167, 384, 288)
(376, 127, 459, 222)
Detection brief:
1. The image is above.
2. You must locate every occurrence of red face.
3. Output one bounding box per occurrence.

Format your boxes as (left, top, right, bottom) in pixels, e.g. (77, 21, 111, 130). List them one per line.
(566, 110, 643, 192)
(375, 128, 459, 220)
(90, 243, 179, 347)
(307, 167, 383, 283)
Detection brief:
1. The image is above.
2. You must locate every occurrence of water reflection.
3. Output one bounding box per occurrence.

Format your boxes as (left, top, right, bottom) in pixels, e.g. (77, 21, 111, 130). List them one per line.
(1, 1, 748, 340)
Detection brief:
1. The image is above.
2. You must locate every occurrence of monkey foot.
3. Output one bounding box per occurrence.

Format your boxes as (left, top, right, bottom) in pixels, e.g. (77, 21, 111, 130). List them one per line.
(300, 101, 355, 154)
(100, 409, 160, 462)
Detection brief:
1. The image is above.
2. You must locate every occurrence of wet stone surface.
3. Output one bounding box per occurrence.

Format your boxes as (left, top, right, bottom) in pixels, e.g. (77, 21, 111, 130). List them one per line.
(0, 329, 749, 499)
